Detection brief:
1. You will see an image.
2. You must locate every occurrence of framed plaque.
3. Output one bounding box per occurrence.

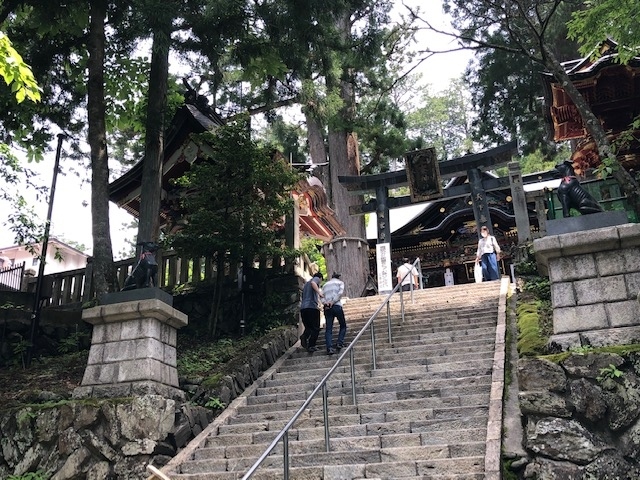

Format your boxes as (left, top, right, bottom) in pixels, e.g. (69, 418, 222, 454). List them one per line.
(405, 147, 443, 202)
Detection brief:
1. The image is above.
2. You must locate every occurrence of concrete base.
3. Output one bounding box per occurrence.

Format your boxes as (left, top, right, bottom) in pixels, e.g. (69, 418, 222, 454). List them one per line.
(546, 210, 628, 236)
(550, 325, 640, 351)
(73, 298, 187, 400)
(100, 287, 173, 307)
(534, 223, 640, 350)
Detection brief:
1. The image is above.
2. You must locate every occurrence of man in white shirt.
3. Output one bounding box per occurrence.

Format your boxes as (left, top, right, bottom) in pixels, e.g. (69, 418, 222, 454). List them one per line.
(322, 272, 347, 355)
(396, 258, 419, 291)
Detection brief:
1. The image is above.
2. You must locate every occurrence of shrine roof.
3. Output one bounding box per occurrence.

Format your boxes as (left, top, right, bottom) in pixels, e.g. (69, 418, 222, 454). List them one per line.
(540, 39, 640, 81)
(109, 103, 225, 203)
(108, 101, 345, 241)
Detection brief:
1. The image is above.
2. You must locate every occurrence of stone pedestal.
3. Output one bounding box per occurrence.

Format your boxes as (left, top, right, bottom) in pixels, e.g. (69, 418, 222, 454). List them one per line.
(73, 295, 188, 400)
(546, 210, 628, 236)
(534, 223, 640, 350)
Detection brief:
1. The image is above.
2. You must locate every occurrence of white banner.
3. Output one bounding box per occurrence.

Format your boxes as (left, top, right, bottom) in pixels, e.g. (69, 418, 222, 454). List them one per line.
(376, 243, 393, 293)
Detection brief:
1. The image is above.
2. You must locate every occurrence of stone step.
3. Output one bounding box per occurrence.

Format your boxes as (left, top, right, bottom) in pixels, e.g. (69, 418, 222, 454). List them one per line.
(295, 322, 499, 351)
(342, 308, 499, 327)
(279, 344, 495, 371)
(178, 440, 486, 475)
(201, 415, 490, 451)
(216, 402, 488, 438)
(233, 392, 489, 423)
(166, 465, 486, 480)
(199, 427, 488, 456)
(343, 302, 498, 317)
(278, 347, 495, 373)
(287, 331, 498, 360)
(262, 380, 494, 413)
(290, 338, 497, 361)
(259, 360, 494, 389)
(249, 374, 492, 404)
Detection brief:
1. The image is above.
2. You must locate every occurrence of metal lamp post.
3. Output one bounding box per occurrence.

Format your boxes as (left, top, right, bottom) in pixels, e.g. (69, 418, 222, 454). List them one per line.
(26, 133, 65, 367)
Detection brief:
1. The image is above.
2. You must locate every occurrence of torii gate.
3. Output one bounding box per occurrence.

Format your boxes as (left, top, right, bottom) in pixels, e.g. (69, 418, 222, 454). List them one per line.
(338, 141, 530, 291)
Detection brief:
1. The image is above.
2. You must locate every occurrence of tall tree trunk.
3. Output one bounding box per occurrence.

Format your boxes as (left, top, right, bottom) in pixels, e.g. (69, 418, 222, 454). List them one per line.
(543, 46, 640, 217)
(87, 0, 116, 295)
(303, 106, 331, 193)
(137, 13, 171, 245)
(324, 11, 370, 298)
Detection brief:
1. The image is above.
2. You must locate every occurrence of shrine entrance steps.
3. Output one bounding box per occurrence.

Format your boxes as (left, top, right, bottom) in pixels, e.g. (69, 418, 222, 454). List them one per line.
(156, 279, 508, 480)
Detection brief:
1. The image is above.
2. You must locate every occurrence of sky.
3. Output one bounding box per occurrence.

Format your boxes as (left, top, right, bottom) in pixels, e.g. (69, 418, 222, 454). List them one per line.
(0, 2, 473, 258)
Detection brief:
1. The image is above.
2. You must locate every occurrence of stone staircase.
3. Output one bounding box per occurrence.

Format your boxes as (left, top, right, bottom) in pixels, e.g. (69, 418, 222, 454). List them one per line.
(154, 279, 508, 480)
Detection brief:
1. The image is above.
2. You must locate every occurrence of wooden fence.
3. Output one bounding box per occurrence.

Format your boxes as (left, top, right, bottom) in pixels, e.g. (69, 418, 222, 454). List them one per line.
(0, 262, 25, 292)
(22, 251, 314, 308)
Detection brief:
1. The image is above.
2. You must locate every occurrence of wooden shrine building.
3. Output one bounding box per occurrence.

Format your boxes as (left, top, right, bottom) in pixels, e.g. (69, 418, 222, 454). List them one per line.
(108, 97, 345, 252)
(540, 39, 640, 177)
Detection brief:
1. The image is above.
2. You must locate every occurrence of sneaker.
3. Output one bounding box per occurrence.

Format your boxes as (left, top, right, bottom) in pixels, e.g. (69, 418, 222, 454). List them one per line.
(307, 346, 318, 353)
(327, 348, 335, 355)
(336, 343, 344, 350)
(300, 335, 308, 349)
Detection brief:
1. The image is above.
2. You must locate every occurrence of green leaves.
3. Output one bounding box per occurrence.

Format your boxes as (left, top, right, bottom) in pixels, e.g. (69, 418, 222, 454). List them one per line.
(167, 120, 301, 263)
(0, 32, 41, 104)
(567, 0, 640, 65)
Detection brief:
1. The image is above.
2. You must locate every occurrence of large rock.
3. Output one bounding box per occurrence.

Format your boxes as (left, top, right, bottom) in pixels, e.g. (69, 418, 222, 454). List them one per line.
(583, 451, 640, 480)
(561, 352, 624, 378)
(569, 378, 607, 423)
(518, 358, 567, 392)
(519, 391, 573, 417)
(523, 457, 583, 479)
(603, 373, 640, 431)
(526, 417, 606, 464)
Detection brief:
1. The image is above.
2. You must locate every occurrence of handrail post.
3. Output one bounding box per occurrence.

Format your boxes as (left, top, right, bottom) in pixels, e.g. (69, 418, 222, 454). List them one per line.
(283, 431, 289, 480)
(350, 348, 357, 406)
(400, 285, 405, 323)
(369, 320, 377, 370)
(386, 302, 392, 343)
(322, 383, 330, 452)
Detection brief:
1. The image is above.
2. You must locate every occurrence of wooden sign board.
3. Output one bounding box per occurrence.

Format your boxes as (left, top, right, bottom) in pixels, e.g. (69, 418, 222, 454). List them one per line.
(405, 148, 443, 203)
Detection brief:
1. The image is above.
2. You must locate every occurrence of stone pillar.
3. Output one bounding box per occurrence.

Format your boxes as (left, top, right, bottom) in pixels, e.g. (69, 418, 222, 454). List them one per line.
(508, 161, 531, 244)
(534, 223, 640, 350)
(73, 292, 187, 401)
(526, 190, 548, 238)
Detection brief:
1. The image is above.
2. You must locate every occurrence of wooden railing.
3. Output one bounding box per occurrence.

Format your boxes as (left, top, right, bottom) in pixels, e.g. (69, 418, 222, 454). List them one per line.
(23, 251, 315, 308)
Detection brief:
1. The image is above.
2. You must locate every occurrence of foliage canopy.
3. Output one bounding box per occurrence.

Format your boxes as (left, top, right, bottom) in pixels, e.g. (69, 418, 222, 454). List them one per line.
(567, 0, 640, 65)
(167, 119, 301, 263)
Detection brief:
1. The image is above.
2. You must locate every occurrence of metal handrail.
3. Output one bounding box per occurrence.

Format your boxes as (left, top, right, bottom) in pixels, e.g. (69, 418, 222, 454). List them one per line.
(241, 257, 422, 479)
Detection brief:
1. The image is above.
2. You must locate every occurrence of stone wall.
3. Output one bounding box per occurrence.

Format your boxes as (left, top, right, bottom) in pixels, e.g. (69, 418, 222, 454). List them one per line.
(516, 353, 640, 479)
(533, 223, 640, 349)
(0, 326, 298, 479)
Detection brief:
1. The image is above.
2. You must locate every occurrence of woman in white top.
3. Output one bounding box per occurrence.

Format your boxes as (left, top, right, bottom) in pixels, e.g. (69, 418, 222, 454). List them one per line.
(475, 226, 501, 281)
